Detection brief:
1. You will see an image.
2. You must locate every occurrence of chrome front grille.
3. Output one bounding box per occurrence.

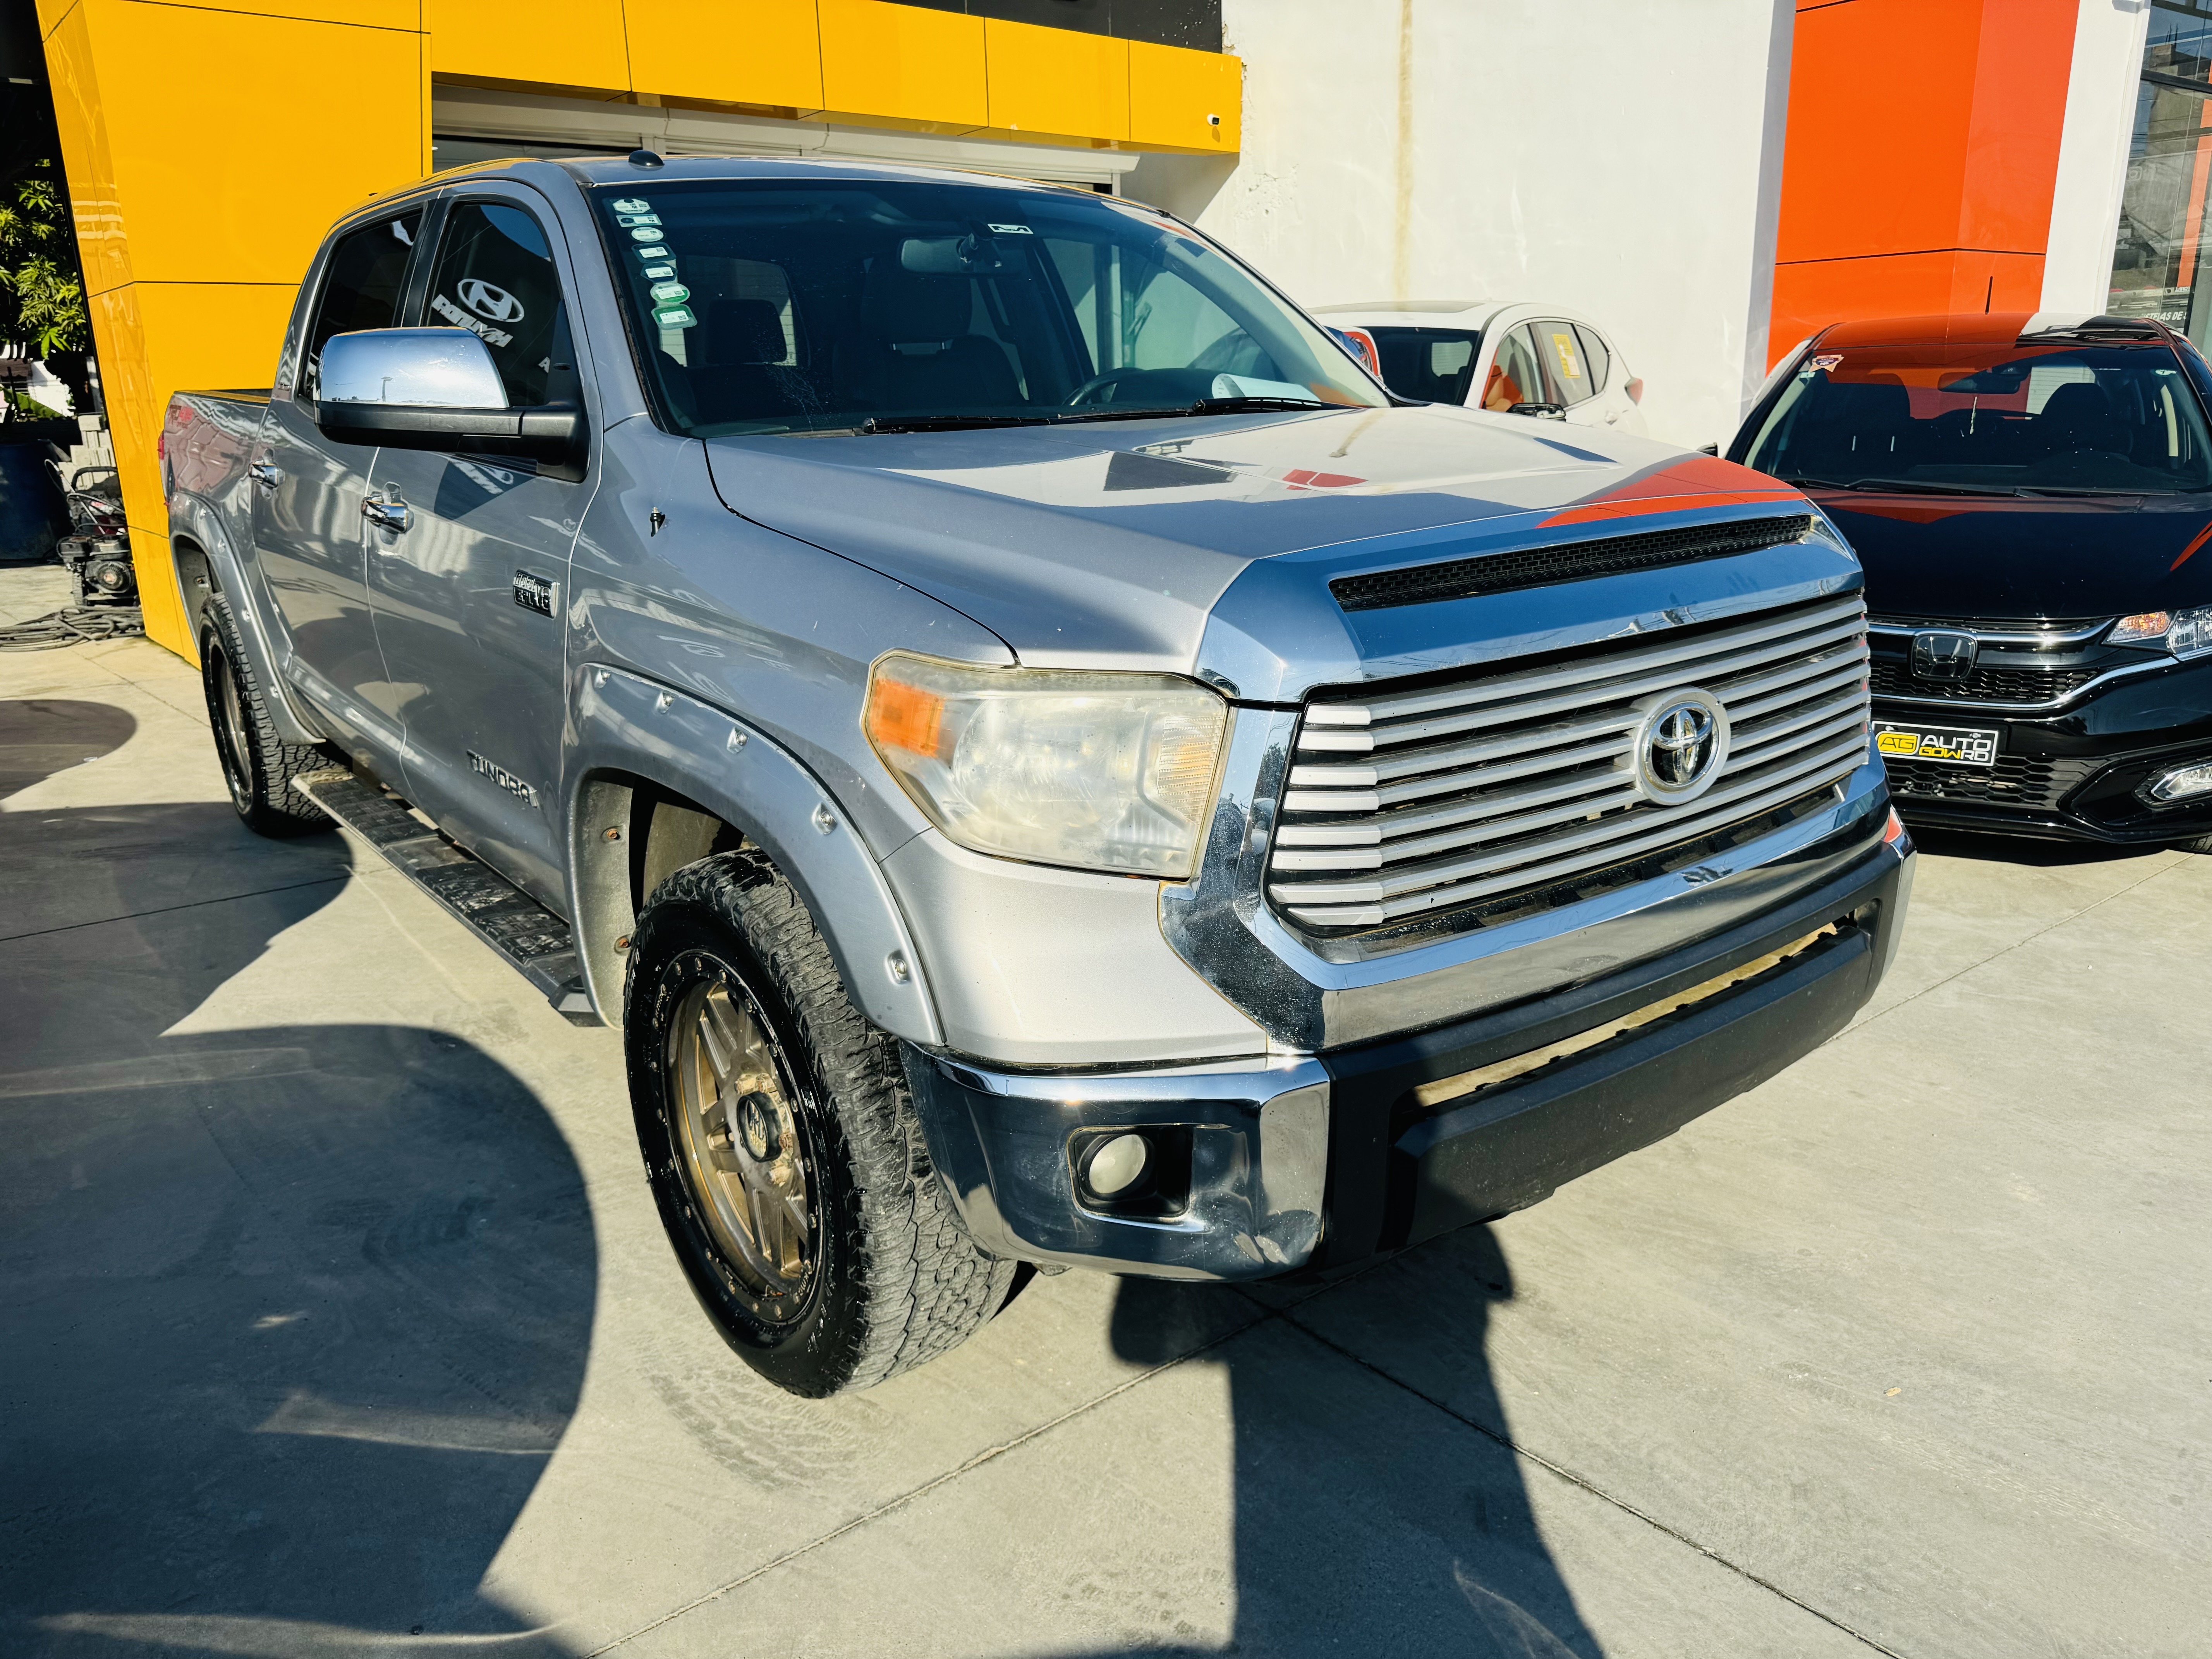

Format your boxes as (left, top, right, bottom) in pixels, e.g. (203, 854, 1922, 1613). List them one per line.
(1268, 594, 1872, 930)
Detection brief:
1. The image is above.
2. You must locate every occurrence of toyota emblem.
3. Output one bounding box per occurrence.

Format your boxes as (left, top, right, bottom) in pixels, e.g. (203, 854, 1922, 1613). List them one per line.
(1635, 689, 1731, 805)
(456, 278, 525, 324)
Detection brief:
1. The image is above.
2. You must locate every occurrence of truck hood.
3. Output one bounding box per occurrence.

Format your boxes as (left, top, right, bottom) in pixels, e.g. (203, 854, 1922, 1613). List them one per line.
(1810, 488, 2212, 620)
(704, 404, 1808, 677)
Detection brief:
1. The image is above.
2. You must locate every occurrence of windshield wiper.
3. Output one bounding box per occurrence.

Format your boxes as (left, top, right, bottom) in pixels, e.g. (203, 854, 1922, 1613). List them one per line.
(1845, 476, 2019, 497)
(862, 414, 1053, 434)
(1777, 474, 1855, 491)
(2012, 485, 2148, 497)
(1051, 405, 1199, 425)
(1187, 395, 1329, 415)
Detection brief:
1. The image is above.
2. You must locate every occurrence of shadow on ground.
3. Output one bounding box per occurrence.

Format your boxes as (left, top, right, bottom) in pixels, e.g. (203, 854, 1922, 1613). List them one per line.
(1107, 1233, 1603, 1658)
(0, 698, 595, 1657)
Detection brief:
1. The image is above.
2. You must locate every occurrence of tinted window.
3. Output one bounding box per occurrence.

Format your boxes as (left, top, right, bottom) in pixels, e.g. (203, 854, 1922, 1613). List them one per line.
(587, 180, 1386, 436)
(1363, 326, 1481, 403)
(302, 211, 421, 399)
(1482, 325, 1548, 412)
(425, 201, 574, 408)
(1537, 323, 1596, 405)
(1741, 341, 2212, 495)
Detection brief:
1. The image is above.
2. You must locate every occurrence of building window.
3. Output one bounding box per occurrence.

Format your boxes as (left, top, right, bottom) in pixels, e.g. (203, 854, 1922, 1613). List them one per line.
(2111, 1, 2212, 338)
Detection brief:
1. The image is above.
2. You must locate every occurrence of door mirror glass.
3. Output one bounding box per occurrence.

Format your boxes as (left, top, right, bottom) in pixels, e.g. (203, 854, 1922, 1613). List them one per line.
(319, 327, 507, 408)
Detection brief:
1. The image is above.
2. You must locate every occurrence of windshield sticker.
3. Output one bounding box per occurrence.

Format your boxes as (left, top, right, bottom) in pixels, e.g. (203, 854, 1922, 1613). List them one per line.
(1549, 330, 1583, 382)
(630, 226, 665, 243)
(610, 197, 651, 214)
(1810, 352, 1844, 372)
(615, 212, 661, 228)
(429, 290, 513, 349)
(635, 244, 670, 260)
(457, 278, 524, 324)
(641, 263, 675, 280)
(986, 223, 1034, 234)
(653, 304, 697, 330)
(649, 281, 690, 304)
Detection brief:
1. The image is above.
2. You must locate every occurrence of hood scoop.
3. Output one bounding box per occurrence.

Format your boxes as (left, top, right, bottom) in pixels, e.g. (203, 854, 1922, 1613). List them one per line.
(1329, 513, 1813, 612)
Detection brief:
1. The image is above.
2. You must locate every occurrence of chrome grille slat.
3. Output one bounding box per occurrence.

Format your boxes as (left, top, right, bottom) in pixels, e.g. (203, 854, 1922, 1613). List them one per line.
(1267, 595, 1872, 931)
(1308, 594, 1866, 732)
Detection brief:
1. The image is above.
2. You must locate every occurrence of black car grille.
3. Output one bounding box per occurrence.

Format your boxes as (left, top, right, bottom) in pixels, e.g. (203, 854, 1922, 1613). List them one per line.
(1884, 754, 2099, 811)
(1868, 659, 2102, 703)
(1329, 515, 1812, 611)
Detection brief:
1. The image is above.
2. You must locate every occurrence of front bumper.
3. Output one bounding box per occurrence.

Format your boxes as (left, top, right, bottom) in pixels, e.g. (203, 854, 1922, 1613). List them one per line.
(907, 826, 1912, 1279)
(1876, 652, 2212, 844)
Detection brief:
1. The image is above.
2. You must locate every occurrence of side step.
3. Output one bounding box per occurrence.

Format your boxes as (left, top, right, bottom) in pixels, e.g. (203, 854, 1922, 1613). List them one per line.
(294, 768, 602, 1026)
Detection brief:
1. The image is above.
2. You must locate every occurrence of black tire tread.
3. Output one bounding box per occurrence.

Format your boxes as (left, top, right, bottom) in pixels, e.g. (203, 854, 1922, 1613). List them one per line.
(635, 852, 1013, 1393)
(200, 593, 333, 837)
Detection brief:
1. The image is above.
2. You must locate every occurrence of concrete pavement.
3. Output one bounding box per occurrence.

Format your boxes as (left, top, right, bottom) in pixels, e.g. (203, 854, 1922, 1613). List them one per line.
(2, 607, 2206, 1658)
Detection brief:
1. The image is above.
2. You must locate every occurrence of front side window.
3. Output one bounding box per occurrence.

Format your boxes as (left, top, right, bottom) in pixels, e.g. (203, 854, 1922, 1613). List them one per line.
(1363, 326, 1481, 403)
(302, 210, 422, 399)
(425, 201, 574, 408)
(587, 179, 1386, 436)
(1482, 324, 1549, 412)
(1741, 341, 2212, 495)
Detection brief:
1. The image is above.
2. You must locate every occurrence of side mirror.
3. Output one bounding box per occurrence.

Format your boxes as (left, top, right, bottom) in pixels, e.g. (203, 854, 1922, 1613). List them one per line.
(1506, 401, 1567, 421)
(313, 328, 586, 479)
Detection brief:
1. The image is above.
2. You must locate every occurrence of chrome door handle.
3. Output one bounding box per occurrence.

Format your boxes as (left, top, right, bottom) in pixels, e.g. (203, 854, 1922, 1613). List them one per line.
(248, 460, 282, 492)
(361, 495, 411, 534)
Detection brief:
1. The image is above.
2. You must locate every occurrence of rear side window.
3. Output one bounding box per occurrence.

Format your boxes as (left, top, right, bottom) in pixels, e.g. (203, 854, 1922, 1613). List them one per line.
(1538, 323, 1596, 405)
(1363, 326, 1481, 403)
(1574, 325, 1613, 393)
(425, 201, 574, 408)
(302, 210, 421, 399)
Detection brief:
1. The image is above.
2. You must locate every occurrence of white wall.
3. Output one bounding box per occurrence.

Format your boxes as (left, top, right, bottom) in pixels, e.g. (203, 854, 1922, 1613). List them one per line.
(1128, 0, 1796, 449)
(2042, 0, 2153, 313)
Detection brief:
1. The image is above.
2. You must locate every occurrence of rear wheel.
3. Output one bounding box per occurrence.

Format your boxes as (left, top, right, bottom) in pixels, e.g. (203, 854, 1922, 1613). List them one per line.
(198, 594, 333, 838)
(624, 850, 1015, 1396)
(2176, 834, 2212, 855)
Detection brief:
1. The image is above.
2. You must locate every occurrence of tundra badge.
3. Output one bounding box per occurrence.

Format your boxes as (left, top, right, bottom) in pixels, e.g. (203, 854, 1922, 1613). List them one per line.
(513, 570, 555, 616)
(468, 751, 538, 807)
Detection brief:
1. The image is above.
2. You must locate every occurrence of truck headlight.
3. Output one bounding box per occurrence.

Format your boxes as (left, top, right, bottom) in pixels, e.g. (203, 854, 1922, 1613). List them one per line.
(2110, 606, 2212, 655)
(864, 653, 1230, 879)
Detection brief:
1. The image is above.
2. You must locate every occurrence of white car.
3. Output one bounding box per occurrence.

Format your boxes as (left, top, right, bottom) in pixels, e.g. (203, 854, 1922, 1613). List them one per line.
(1312, 300, 1647, 437)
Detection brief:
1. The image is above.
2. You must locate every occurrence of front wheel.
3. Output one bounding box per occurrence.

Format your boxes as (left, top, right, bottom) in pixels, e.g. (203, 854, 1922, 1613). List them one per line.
(199, 594, 334, 838)
(623, 850, 1015, 1396)
(2176, 833, 2212, 855)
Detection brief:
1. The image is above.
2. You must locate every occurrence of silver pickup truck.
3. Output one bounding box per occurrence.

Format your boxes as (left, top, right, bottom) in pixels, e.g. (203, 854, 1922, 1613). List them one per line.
(163, 155, 1912, 1396)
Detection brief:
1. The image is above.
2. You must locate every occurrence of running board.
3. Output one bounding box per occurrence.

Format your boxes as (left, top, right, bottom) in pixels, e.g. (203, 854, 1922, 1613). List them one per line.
(294, 768, 602, 1026)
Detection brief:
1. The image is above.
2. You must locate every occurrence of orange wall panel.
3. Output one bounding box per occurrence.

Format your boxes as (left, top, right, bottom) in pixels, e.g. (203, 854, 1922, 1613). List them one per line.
(627, 0, 823, 110)
(1770, 0, 2080, 365)
(427, 0, 629, 94)
(818, 0, 986, 130)
(985, 18, 1127, 144)
(1129, 39, 1240, 153)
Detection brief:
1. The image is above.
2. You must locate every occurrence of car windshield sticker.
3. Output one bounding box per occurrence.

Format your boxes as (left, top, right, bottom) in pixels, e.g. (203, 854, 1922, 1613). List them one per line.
(630, 226, 664, 243)
(615, 213, 662, 228)
(610, 197, 651, 214)
(649, 281, 690, 304)
(654, 304, 697, 330)
(642, 263, 675, 280)
(986, 223, 1034, 234)
(1810, 352, 1844, 372)
(635, 244, 670, 260)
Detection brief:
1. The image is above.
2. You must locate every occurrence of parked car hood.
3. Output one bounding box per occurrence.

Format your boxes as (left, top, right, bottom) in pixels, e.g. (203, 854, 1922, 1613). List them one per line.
(704, 404, 1808, 675)
(1810, 488, 2212, 620)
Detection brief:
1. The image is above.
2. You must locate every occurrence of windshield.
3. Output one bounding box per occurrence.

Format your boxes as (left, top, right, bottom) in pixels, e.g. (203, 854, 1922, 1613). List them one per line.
(1739, 340, 2212, 494)
(1362, 326, 1482, 403)
(587, 178, 1386, 436)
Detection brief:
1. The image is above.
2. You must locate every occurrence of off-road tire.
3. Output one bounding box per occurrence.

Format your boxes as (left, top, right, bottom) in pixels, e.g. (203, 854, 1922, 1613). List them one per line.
(624, 850, 1016, 1396)
(199, 594, 333, 838)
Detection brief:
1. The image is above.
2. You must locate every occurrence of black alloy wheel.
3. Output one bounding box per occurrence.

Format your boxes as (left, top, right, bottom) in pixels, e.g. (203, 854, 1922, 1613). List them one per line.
(197, 594, 334, 837)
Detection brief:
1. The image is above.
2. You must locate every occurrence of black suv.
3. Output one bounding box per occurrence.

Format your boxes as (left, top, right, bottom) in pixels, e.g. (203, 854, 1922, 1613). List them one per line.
(1731, 311, 2212, 851)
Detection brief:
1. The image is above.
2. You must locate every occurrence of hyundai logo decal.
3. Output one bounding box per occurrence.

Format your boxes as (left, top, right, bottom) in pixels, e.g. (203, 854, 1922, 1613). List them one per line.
(1634, 689, 1731, 805)
(457, 278, 525, 324)
(1910, 629, 1977, 683)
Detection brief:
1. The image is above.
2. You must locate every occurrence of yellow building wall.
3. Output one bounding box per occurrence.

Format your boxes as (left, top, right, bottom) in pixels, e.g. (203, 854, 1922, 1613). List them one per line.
(36, 0, 1242, 661)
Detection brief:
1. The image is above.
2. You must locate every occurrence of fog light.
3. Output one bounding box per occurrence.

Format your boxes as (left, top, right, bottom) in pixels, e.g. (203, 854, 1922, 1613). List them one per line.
(1082, 1133, 1151, 1198)
(2142, 760, 2212, 804)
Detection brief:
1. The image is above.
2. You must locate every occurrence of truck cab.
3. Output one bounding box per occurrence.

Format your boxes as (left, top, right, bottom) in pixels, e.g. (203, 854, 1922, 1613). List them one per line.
(163, 155, 1911, 1396)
